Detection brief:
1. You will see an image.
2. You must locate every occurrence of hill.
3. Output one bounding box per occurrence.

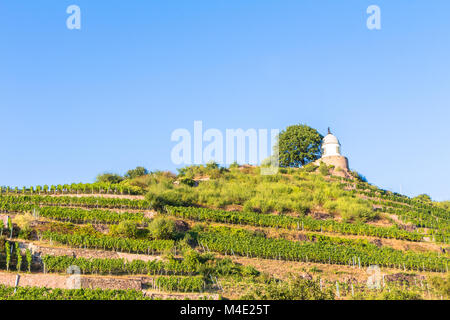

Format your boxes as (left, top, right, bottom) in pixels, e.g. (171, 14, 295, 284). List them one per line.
(0, 163, 448, 300)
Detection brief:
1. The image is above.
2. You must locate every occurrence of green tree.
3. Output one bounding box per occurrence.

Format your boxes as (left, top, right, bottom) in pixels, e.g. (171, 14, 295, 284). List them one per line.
(125, 166, 149, 179)
(277, 124, 323, 167)
(414, 194, 432, 203)
(96, 173, 124, 184)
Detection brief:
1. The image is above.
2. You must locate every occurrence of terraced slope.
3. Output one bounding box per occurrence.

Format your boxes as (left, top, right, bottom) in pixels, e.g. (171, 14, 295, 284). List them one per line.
(0, 164, 448, 300)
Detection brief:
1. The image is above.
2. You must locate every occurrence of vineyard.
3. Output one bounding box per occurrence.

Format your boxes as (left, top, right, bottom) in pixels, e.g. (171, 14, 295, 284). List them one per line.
(0, 165, 449, 300)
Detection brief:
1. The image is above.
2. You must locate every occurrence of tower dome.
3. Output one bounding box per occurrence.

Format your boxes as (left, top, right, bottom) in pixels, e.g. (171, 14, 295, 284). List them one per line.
(323, 134, 340, 146)
(313, 127, 349, 173)
(321, 128, 341, 157)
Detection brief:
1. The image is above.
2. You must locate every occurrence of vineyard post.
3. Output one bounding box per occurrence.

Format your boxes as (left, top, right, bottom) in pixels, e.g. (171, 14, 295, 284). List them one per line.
(335, 281, 340, 298)
(13, 274, 20, 294)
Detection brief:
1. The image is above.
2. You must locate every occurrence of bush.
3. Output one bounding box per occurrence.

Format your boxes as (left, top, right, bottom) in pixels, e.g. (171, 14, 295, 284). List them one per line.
(146, 190, 194, 210)
(179, 178, 196, 187)
(303, 164, 318, 173)
(318, 162, 329, 176)
(413, 194, 432, 203)
(430, 275, 450, 298)
(229, 162, 239, 169)
(148, 217, 176, 240)
(242, 265, 260, 277)
(109, 221, 139, 238)
(14, 213, 35, 230)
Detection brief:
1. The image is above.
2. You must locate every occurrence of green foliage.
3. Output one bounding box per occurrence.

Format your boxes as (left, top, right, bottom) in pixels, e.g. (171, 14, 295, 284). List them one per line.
(154, 276, 204, 292)
(125, 166, 149, 179)
(146, 190, 194, 210)
(437, 201, 450, 211)
(179, 177, 196, 187)
(318, 162, 329, 176)
(429, 275, 450, 298)
(165, 205, 418, 241)
(353, 288, 423, 300)
(303, 163, 318, 172)
(148, 217, 177, 240)
(229, 162, 239, 169)
(309, 266, 323, 273)
(414, 194, 432, 203)
(197, 226, 448, 272)
(277, 124, 323, 167)
(205, 161, 219, 170)
(16, 244, 22, 272)
(109, 221, 140, 239)
(241, 277, 334, 300)
(26, 249, 32, 273)
(42, 253, 254, 279)
(0, 285, 152, 300)
(324, 197, 378, 223)
(7, 217, 12, 236)
(5, 241, 10, 271)
(95, 173, 124, 184)
(41, 231, 175, 254)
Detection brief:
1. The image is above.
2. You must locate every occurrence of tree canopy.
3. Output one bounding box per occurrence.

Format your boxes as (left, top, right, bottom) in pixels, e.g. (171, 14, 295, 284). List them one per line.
(95, 173, 124, 184)
(125, 166, 149, 179)
(276, 124, 323, 167)
(414, 194, 432, 203)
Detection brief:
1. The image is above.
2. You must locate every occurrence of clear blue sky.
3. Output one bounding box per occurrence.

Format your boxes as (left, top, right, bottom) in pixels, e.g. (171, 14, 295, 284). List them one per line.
(1, 1, 449, 201)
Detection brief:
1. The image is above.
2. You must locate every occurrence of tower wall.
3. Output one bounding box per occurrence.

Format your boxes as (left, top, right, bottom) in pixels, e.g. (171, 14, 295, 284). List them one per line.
(314, 155, 349, 171)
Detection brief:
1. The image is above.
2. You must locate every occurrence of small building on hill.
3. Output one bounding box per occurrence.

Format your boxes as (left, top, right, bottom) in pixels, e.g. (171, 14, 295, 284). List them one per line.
(313, 128, 349, 171)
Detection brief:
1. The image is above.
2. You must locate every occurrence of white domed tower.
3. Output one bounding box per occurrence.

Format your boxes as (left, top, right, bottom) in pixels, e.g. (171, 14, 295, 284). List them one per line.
(314, 128, 349, 171)
(322, 129, 342, 157)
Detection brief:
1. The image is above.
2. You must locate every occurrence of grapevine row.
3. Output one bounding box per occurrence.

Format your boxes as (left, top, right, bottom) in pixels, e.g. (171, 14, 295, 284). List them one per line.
(165, 206, 423, 241)
(40, 231, 175, 255)
(197, 227, 449, 272)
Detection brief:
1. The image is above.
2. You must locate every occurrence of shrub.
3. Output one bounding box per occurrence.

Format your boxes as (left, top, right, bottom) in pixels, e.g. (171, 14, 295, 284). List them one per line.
(229, 162, 239, 169)
(319, 162, 329, 176)
(430, 275, 450, 298)
(109, 221, 139, 239)
(14, 213, 34, 230)
(148, 217, 176, 240)
(146, 190, 194, 210)
(303, 164, 318, 173)
(179, 178, 196, 187)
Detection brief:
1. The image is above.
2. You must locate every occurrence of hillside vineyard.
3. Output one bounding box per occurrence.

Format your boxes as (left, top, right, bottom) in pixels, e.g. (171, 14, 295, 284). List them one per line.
(0, 164, 448, 300)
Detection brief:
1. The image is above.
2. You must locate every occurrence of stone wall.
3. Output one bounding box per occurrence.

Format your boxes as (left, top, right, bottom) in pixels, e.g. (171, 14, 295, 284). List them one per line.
(17, 241, 162, 262)
(314, 155, 349, 170)
(0, 272, 142, 291)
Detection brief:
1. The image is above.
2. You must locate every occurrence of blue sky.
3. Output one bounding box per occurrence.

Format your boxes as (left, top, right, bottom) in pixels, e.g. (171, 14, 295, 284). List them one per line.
(0, 1, 449, 201)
